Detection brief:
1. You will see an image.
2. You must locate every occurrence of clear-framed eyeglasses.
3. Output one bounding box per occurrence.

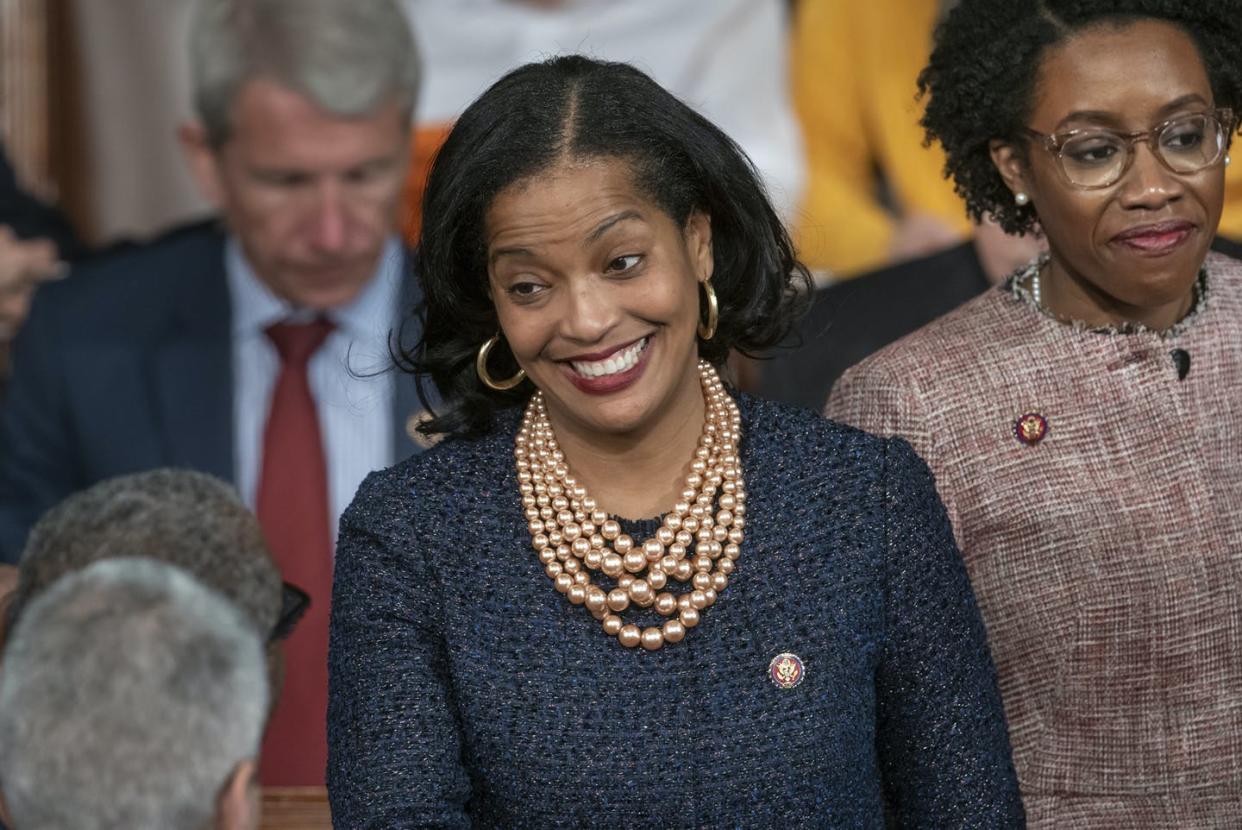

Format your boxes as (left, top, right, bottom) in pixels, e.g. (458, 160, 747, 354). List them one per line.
(1022, 108, 1236, 189)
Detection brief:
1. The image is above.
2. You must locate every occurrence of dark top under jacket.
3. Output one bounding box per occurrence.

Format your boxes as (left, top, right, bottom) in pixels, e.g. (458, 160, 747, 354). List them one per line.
(759, 241, 989, 411)
(327, 394, 1023, 829)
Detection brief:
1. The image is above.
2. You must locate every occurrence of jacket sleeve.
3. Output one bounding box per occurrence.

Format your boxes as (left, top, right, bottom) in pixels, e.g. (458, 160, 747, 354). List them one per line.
(873, 436, 1024, 827)
(0, 288, 82, 563)
(327, 469, 472, 829)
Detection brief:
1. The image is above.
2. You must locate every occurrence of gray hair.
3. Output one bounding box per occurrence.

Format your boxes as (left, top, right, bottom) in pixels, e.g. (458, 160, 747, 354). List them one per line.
(191, 0, 420, 145)
(11, 469, 282, 641)
(0, 558, 269, 830)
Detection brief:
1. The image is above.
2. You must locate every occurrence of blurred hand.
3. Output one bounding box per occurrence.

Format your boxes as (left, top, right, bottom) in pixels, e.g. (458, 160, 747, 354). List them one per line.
(0, 225, 65, 341)
(973, 218, 1046, 285)
(888, 212, 962, 264)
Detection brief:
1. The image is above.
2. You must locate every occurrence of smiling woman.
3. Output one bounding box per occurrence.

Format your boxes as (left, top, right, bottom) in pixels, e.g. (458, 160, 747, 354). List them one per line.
(326, 55, 1024, 828)
(827, 1, 1242, 827)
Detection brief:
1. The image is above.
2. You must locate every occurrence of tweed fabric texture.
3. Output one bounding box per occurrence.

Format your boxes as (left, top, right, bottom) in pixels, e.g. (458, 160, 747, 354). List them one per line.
(828, 252, 1242, 828)
(327, 395, 1023, 828)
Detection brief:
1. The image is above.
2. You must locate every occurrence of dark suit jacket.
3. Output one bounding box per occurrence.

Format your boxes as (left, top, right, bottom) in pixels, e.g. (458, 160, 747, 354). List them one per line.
(0, 220, 430, 562)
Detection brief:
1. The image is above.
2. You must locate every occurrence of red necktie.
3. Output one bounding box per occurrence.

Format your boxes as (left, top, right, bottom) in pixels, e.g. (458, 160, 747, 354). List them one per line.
(256, 318, 334, 786)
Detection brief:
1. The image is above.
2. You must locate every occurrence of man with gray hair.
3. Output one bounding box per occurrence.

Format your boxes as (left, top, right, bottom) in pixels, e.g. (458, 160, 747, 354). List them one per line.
(0, 558, 268, 830)
(0, 0, 432, 785)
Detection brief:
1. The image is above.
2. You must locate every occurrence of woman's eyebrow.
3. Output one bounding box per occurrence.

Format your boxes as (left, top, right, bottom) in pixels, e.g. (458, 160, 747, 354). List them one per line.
(585, 210, 645, 244)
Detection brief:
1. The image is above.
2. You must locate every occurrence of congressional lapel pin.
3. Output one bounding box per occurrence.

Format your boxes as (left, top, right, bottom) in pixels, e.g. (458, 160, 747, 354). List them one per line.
(1014, 412, 1048, 446)
(768, 652, 805, 689)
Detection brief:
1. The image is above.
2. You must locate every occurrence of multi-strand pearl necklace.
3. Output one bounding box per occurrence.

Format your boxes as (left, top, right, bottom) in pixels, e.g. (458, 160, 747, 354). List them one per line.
(514, 361, 745, 650)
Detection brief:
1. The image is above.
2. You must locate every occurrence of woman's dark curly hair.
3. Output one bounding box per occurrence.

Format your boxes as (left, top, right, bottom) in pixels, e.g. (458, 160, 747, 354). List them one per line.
(919, 0, 1242, 235)
(402, 55, 811, 438)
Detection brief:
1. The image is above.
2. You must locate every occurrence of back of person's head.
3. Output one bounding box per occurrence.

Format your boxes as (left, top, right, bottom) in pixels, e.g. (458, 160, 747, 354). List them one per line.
(0, 558, 268, 830)
(9, 469, 281, 640)
(414, 55, 810, 436)
(190, 0, 420, 145)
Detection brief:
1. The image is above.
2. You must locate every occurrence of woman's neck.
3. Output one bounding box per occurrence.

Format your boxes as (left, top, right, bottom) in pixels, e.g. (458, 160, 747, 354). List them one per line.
(1040, 256, 1198, 332)
(546, 360, 708, 521)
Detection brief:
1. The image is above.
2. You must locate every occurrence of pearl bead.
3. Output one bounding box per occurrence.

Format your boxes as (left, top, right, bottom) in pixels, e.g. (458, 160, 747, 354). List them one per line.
(618, 625, 642, 648)
(628, 580, 653, 605)
(601, 554, 624, 577)
(602, 615, 623, 636)
(585, 588, 607, 612)
(563, 558, 580, 574)
(623, 550, 647, 573)
(655, 592, 678, 616)
(712, 572, 728, 591)
(640, 627, 665, 651)
(601, 520, 621, 540)
(607, 589, 630, 612)
(662, 619, 686, 643)
(661, 555, 679, 572)
(614, 534, 634, 554)
(674, 560, 693, 582)
(647, 569, 667, 589)
(567, 585, 587, 605)
(655, 527, 675, 546)
(618, 574, 635, 590)
(528, 519, 544, 535)
(678, 594, 692, 612)
(562, 523, 581, 541)
(680, 608, 701, 628)
(538, 548, 557, 565)
(584, 550, 603, 570)
(545, 561, 563, 578)
(555, 573, 574, 594)
(694, 554, 713, 572)
(692, 571, 712, 590)
(703, 588, 717, 606)
(643, 539, 665, 560)
(719, 557, 735, 575)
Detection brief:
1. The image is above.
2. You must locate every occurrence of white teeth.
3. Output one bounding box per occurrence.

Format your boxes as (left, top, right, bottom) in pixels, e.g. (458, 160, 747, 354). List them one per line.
(571, 337, 648, 378)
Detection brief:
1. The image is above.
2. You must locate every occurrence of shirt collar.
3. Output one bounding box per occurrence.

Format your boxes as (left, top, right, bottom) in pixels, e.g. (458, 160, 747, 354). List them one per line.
(225, 236, 405, 340)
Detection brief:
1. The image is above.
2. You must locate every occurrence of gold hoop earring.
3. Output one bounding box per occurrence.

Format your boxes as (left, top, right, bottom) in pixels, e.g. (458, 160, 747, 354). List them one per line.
(698, 279, 718, 340)
(476, 334, 526, 391)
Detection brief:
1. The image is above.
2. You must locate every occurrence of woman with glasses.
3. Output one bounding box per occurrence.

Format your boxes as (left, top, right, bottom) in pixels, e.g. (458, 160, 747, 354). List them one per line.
(827, 1, 1242, 826)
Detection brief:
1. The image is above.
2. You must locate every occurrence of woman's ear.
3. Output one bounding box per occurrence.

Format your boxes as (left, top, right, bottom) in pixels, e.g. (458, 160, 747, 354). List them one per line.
(989, 139, 1032, 202)
(685, 211, 714, 283)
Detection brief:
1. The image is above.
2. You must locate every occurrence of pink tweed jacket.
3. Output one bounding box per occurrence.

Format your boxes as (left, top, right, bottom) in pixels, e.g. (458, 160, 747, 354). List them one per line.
(827, 252, 1242, 828)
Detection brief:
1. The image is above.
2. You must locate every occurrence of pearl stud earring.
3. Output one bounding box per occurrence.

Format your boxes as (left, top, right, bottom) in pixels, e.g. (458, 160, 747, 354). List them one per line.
(1226, 154, 1232, 168)
(1014, 192, 1030, 206)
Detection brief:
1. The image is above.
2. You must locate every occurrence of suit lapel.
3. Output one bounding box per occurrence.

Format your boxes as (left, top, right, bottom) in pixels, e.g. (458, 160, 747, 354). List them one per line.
(150, 228, 234, 482)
